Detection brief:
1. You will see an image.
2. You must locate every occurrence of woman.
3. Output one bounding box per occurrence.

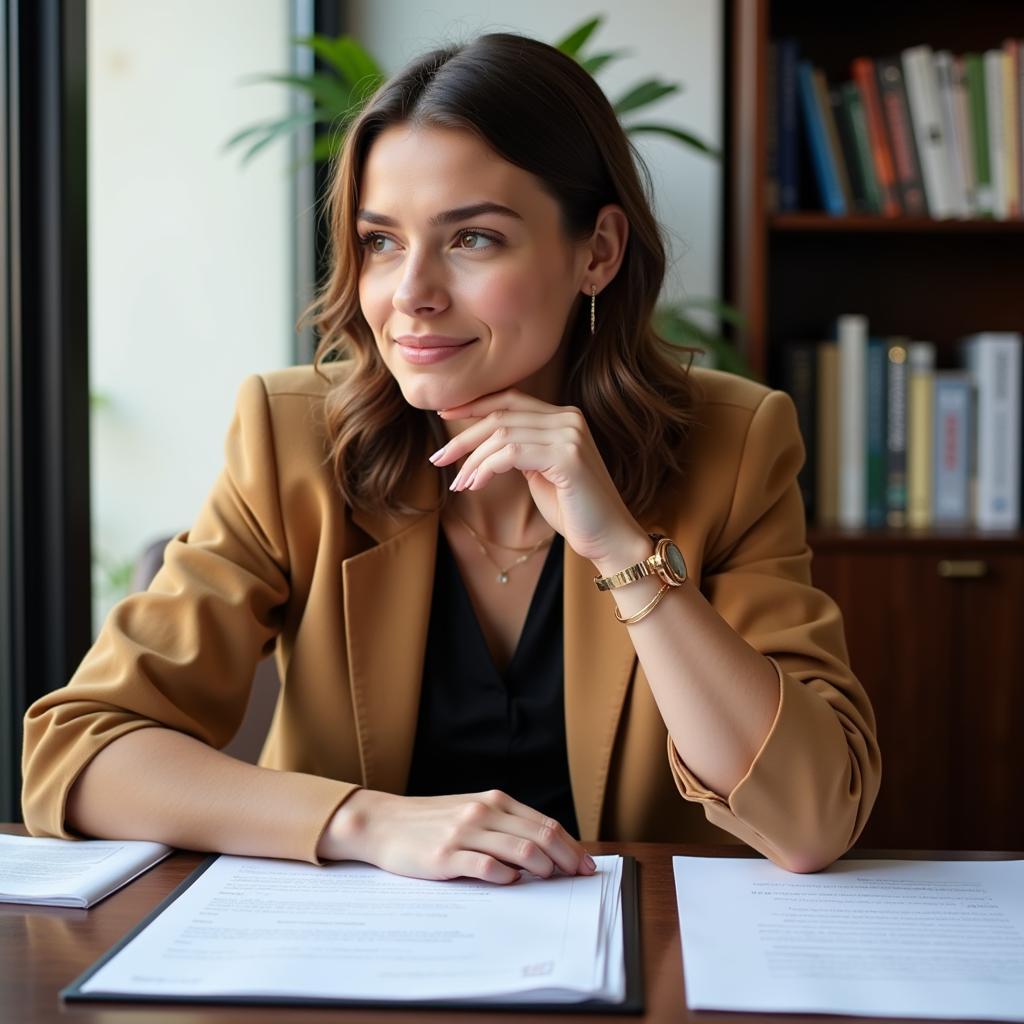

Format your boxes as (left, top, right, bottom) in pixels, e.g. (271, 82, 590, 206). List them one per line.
(22, 33, 880, 882)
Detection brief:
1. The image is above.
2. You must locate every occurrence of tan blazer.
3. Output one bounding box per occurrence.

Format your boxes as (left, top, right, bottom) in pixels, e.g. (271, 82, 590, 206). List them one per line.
(22, 363, 880, 869)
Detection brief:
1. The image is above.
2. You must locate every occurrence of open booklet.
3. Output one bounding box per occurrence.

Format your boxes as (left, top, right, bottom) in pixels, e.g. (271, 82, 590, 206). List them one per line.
(63, 852, 641, 1012)
(0, 834, 172, 909)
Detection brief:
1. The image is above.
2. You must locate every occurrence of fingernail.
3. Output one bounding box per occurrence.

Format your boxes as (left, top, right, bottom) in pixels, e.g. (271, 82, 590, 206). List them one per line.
(463, 470, 477, 489)
(584, 854, 596, 871)
(428, 445, 446, 463)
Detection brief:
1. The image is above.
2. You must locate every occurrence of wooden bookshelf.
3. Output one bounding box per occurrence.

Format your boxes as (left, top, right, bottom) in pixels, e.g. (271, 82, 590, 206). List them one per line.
(723, 0, 1024, 852)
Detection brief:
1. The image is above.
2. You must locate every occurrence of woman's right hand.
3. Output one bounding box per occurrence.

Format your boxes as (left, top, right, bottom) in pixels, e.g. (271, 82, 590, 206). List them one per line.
(317, 788, 597, 884)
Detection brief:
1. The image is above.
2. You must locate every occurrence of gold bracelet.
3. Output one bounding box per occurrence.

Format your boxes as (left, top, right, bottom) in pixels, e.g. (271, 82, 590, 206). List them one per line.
(614, 582, 671, 624)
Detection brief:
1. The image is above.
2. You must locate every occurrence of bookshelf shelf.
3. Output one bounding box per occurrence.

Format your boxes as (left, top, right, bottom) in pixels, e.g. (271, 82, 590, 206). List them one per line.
(724, 0, 1023, 854)
(770, 214, 1024, 233)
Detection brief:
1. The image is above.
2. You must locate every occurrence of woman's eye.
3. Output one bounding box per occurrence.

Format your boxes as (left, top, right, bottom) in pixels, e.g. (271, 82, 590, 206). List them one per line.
(456, 230, 495, 250)
(364, 233, 395, 254)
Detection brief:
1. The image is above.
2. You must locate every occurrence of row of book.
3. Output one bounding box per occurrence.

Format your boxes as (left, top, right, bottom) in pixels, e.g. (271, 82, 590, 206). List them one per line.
(782, 321, 1023, 531)
(768, 38, 1024, 219)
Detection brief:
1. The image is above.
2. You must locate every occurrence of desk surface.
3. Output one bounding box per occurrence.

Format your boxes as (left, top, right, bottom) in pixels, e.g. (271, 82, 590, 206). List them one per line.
(2, 824, 1020, 1023)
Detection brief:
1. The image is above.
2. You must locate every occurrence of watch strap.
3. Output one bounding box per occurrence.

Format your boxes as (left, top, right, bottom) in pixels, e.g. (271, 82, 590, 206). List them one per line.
(594, 533, 663, 591)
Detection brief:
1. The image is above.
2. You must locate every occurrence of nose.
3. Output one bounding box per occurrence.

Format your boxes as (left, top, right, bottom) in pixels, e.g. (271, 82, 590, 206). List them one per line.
(391, 250, 450, 319)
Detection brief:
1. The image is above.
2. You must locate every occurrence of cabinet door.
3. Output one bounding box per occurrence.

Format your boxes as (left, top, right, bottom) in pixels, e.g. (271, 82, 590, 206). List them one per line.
(949, 551, 1024, 852)
(811, 549, 956, 849)
(812, 546, 1023, 851)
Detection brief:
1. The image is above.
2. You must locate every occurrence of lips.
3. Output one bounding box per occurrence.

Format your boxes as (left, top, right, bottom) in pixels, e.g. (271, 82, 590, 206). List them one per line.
(394, 335, 476, 349)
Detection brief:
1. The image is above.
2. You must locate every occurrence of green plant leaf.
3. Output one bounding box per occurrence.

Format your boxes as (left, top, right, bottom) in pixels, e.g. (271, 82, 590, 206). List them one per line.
(296, 33, 383, 96)
(612, 79, 680, 116)
(240, 71, 353, 114)
(578, 50, 629, 76)
(228, 110, 323, 165)
(554, 16, 603, 58)
(624, 122, 719, 158)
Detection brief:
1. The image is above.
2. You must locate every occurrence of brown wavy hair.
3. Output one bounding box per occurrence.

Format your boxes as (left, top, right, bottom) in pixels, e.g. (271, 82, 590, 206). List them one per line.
(299, 31, 702, 523)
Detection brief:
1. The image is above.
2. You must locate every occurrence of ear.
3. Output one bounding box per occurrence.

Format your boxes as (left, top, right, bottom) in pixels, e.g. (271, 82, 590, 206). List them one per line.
(578, 203, 629, 296)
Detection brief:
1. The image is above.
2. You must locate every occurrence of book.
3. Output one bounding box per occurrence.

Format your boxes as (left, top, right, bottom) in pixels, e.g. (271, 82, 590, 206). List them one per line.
(866, 338, 889, 528)
(841, 81, 883, 213)
(886, 340, 910, 528)
(816, 342, 840, 527)
(63, 853, 641, 1011)
(852, 57, 902, 216)
(798, 61, 847, 215)
(902, 45, 957, 218)
(1003, 40, 1021, 218)
(951, 55, 979, 216)
(876, 56, 929, 215)
(963, 332, 1023, 530)
(965, 52, 995, 216)
(814, 69, 854, 211)
(837, 314, 868, 529)
(0, 833, 172, 909)
(932, 372, 973, 526)
(986, 49, 1008, 218)
(831, 87, 871, 212)
(907, 342, 937, 529)
(935, 50, 971, 217)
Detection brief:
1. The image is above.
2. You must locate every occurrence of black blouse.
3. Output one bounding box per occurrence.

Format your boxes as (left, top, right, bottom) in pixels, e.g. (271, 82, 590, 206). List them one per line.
(405, 526, 580, 839)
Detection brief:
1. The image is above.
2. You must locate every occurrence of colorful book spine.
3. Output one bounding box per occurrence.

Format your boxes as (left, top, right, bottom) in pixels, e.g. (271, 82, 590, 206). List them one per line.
(866, 338, 889, 527)
(1003, 40, 1021, 218)
(907, 342, 937, 529)
(852, 57, 902, 216)
(816, 342, 840, 527)
(797, 61, 847, 215)
(842, 82, 883, 213)
(935, 50, 971, 217)
(886, 340, 909, 527)
(902, 45, 957, 218)
(814, 69, 854, 211)
(876, 56, 929, 215)
(838, 314, 868, 529)
(777, 39, 800, 212)
(831, 87, 871, 212)
(963, 332, 1023, 530)
(782, 343, 818, 522)
(965, 53, 995, 216)
(932, 372, 973, 525)
(951, 56, 979, 216)
(985, 49, 1008, 218)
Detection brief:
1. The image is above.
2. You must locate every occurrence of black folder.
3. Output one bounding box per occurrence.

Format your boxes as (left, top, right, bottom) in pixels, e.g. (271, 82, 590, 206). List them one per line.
(62, 854, 643, 1014)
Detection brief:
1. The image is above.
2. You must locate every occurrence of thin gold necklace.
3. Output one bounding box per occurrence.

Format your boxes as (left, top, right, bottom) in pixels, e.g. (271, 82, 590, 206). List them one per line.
(450, 509, 553, 584)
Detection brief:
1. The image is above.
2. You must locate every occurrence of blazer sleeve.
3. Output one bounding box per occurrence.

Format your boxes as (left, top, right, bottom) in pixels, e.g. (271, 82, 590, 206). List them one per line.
(667, 387, 882, 872)
(21, 374, 358, 864)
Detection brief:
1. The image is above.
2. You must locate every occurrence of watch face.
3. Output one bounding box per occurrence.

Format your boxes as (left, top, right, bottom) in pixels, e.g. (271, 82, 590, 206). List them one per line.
(663, 542, 688, 582)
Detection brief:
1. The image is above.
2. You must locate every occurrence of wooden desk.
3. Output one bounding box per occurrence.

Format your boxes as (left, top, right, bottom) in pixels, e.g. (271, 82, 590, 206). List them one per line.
(2, 825, 1018, 1023)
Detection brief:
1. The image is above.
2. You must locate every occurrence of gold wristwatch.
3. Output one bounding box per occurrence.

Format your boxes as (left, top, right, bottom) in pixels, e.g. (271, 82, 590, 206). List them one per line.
(593, 533, 688, 591)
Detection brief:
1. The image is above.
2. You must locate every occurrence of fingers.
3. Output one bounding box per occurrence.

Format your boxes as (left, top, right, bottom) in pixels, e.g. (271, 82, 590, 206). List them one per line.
(430, 411, 578, 468)
(448, 429, 567, 491)
(435, 791, 594, 884)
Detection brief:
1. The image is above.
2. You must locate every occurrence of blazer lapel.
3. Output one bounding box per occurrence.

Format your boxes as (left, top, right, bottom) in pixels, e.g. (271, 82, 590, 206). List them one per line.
(563, 517, 671, 841)
(344, 446, 440, 795)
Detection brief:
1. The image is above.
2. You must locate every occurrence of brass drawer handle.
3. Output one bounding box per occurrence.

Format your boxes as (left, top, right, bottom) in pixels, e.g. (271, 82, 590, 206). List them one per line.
(937, 559, 988, 579)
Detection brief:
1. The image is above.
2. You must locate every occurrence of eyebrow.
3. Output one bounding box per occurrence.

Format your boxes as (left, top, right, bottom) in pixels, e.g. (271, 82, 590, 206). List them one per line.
(355, 202, 524, 227)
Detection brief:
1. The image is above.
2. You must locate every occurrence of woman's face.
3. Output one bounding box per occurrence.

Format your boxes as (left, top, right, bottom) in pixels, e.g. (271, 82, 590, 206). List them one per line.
(356, 125, 591, 412)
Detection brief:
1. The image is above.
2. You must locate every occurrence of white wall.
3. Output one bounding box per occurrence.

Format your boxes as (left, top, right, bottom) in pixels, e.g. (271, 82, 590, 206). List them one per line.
(88, 0, 294, 634)
(348, 1, 723, 309)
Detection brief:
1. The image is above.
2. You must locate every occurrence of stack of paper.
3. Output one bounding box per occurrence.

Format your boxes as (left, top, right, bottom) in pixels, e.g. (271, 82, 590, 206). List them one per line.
(0, 834, 172, 908)
(674, 856, 1024, 1022)
(67, 852, 632, 1008)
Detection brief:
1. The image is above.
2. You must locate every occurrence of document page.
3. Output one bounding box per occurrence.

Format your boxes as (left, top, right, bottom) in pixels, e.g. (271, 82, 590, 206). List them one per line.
(79, 853, 624, 1004)
(673, 857, 1024, 1022)
(0, 834, 172, 908)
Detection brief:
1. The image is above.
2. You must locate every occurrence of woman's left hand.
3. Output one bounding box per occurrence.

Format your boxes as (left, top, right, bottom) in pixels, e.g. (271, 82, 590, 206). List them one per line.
(430, 388, 645, 566)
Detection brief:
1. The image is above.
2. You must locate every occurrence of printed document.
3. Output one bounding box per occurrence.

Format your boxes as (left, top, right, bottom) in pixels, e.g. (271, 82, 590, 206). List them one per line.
(673, 856, 1024, 1021)
(0, 834, 172, 908)
(78, 853, 625, 1004)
